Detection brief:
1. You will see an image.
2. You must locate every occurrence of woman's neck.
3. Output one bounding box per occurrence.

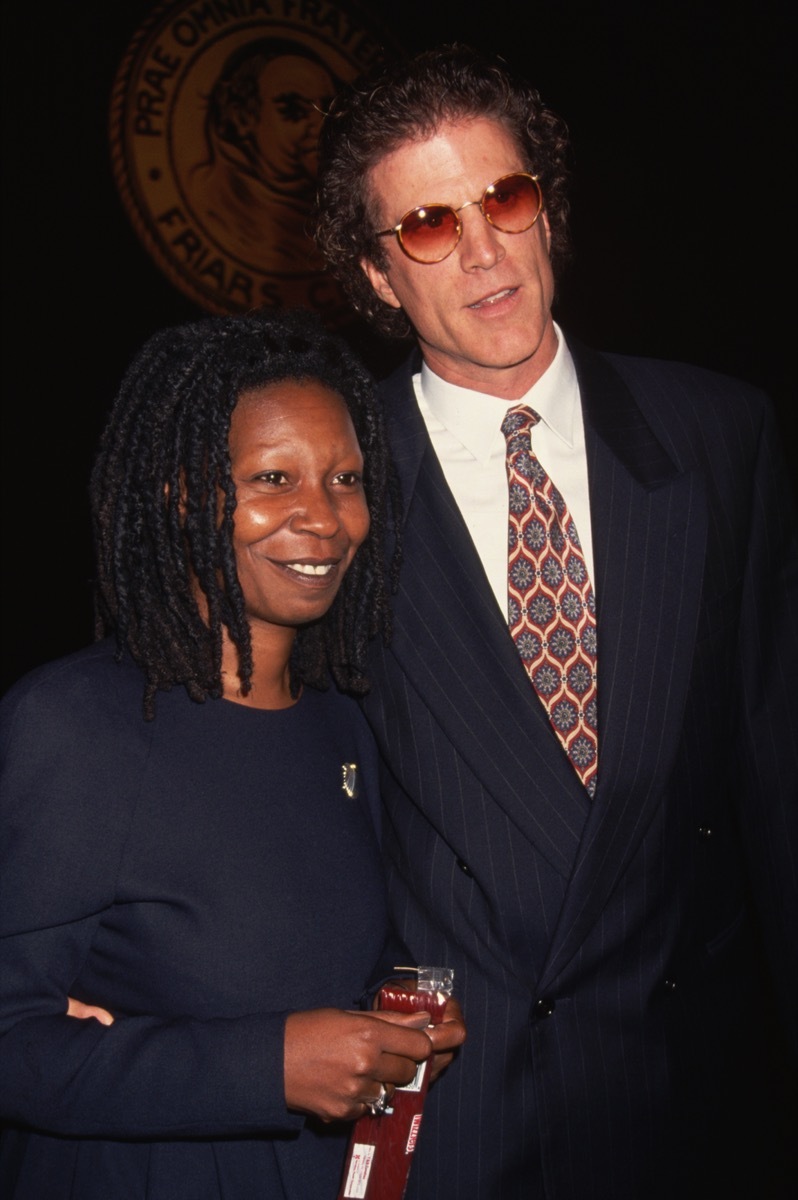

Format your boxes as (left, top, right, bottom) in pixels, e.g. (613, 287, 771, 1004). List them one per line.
(220, 625, 298, 710)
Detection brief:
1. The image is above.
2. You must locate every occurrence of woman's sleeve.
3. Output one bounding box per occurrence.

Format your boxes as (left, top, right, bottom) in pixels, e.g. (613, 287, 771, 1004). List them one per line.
(0, 669, 304, 1141)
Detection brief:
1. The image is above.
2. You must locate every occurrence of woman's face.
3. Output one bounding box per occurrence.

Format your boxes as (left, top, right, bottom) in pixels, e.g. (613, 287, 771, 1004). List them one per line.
(227, 378, 370, 637)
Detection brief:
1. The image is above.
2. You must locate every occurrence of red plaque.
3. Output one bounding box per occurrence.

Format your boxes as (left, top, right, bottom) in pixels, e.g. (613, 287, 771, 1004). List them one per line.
(338, 967, 454, 1200)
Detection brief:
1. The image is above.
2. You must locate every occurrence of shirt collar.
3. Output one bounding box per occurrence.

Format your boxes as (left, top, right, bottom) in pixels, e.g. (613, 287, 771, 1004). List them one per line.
(418, 323, 579, 461)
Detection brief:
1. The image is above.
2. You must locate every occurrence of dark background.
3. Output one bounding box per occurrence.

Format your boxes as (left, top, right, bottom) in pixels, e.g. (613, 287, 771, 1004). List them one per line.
(1, 0, 794, 694)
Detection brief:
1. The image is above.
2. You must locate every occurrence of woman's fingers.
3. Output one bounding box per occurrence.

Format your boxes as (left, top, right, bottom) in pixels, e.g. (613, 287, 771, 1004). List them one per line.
(283, 1008, 433, 1123)
(427, 996, 466, 1082)
(66, 997, 115, 1026)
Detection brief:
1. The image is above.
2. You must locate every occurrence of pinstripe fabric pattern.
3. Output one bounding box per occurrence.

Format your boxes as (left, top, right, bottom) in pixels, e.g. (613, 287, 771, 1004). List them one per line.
(360, 341, 798, 1199)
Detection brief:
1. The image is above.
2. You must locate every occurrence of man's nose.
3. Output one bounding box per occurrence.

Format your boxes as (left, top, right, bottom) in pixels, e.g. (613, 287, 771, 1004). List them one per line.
(457, 205, 505, 270)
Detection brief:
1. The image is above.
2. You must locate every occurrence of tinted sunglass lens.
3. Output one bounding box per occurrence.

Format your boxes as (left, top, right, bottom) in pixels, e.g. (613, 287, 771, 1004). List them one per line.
(483, 174, 542, 232)
(400, 205, 460, 262)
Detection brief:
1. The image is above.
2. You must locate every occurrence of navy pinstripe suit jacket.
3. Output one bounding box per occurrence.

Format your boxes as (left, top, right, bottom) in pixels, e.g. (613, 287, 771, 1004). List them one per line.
(362, 339, 798, 1199)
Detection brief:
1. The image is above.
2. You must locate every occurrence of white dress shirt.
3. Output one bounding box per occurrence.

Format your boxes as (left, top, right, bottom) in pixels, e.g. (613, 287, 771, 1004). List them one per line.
(413, 324, 594, 617)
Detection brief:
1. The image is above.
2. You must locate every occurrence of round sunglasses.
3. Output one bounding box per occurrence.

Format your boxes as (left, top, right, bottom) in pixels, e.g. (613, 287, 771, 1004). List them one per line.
(376, 172, 543, 264)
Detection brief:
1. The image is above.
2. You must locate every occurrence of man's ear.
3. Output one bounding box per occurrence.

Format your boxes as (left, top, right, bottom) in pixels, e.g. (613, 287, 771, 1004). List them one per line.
(360, 257, 403, 310)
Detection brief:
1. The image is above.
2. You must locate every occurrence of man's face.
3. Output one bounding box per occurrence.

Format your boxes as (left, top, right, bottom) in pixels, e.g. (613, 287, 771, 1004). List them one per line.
(361, 118, 558, 399)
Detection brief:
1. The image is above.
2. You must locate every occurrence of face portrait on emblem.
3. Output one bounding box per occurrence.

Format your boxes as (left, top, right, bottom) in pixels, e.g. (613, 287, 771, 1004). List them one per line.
(190, 38, 337, 274)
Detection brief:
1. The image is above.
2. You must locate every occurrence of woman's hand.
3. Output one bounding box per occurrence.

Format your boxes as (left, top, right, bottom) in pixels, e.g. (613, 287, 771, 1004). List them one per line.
(284, 1007, 433, 1123)
(66, 997, 115, 1026)
(372, 980, 466, 1086)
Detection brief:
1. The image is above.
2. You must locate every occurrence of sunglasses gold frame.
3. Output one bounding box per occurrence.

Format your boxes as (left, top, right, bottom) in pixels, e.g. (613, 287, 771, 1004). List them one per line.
(376, 172, 543, 264)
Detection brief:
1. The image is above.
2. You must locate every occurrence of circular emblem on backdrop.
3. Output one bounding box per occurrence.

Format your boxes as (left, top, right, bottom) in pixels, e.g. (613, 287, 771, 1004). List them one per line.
(110, 0, 399, 319)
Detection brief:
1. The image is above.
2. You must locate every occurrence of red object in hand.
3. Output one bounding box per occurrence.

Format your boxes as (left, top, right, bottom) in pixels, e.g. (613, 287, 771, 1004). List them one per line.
(338, 968, 453, 1200)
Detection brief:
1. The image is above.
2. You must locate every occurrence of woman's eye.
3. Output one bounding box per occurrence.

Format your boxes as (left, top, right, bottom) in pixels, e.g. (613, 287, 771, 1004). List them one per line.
(255, 471, 288, 486)
(334, 472, 362, 486)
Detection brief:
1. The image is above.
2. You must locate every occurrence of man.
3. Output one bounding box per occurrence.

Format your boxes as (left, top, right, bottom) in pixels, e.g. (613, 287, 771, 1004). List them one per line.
(316, 45, 798, 1199)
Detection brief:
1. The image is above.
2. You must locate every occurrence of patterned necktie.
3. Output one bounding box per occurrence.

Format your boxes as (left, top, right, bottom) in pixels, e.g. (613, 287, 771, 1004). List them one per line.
(502, 405, 598, 796)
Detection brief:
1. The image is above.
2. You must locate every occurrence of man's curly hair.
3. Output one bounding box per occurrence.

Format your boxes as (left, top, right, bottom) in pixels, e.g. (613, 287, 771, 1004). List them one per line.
(91, 308, 400, 719)
(315, 44, 572, 339)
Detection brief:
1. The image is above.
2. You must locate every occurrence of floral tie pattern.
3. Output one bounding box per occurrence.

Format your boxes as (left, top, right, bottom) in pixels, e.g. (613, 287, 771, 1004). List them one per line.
(502, 406, 598, 796)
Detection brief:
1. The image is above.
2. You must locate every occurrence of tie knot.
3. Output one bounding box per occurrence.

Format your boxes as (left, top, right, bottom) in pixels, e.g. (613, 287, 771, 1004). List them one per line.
(502, 406, 540, 462)
(501, 405, 540, 443)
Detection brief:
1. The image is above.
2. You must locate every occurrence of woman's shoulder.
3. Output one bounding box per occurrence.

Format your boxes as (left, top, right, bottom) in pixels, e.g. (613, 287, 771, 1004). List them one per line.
(1, 639, 145, 743)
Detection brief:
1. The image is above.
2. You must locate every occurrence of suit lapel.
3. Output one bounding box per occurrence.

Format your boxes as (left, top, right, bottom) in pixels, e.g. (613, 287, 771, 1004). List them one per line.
(539, 343, 708, 986)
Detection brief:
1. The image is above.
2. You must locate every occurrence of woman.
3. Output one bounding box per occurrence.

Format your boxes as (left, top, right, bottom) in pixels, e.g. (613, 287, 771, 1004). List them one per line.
(0, 310, 464, 1198)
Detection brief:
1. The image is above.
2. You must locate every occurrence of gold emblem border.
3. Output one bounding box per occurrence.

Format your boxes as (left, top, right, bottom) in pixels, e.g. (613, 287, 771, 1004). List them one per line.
(109, 0, 400, 316)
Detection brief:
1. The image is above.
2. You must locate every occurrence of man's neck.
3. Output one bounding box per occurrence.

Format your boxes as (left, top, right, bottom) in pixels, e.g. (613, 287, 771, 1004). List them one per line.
(419, 321, 561, 401)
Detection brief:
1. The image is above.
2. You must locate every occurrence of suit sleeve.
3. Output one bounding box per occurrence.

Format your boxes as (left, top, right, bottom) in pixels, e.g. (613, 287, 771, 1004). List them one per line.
(0, 671, 304, 1141)
(733, 399, 798, 1060)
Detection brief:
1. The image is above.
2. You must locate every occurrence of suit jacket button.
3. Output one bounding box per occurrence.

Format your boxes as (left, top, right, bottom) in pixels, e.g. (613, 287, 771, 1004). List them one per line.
(664, 979, 677, 993)
(535, 997, 556, 1019)
(698, 826, 713, 839)
(456, 858, 473, 877)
